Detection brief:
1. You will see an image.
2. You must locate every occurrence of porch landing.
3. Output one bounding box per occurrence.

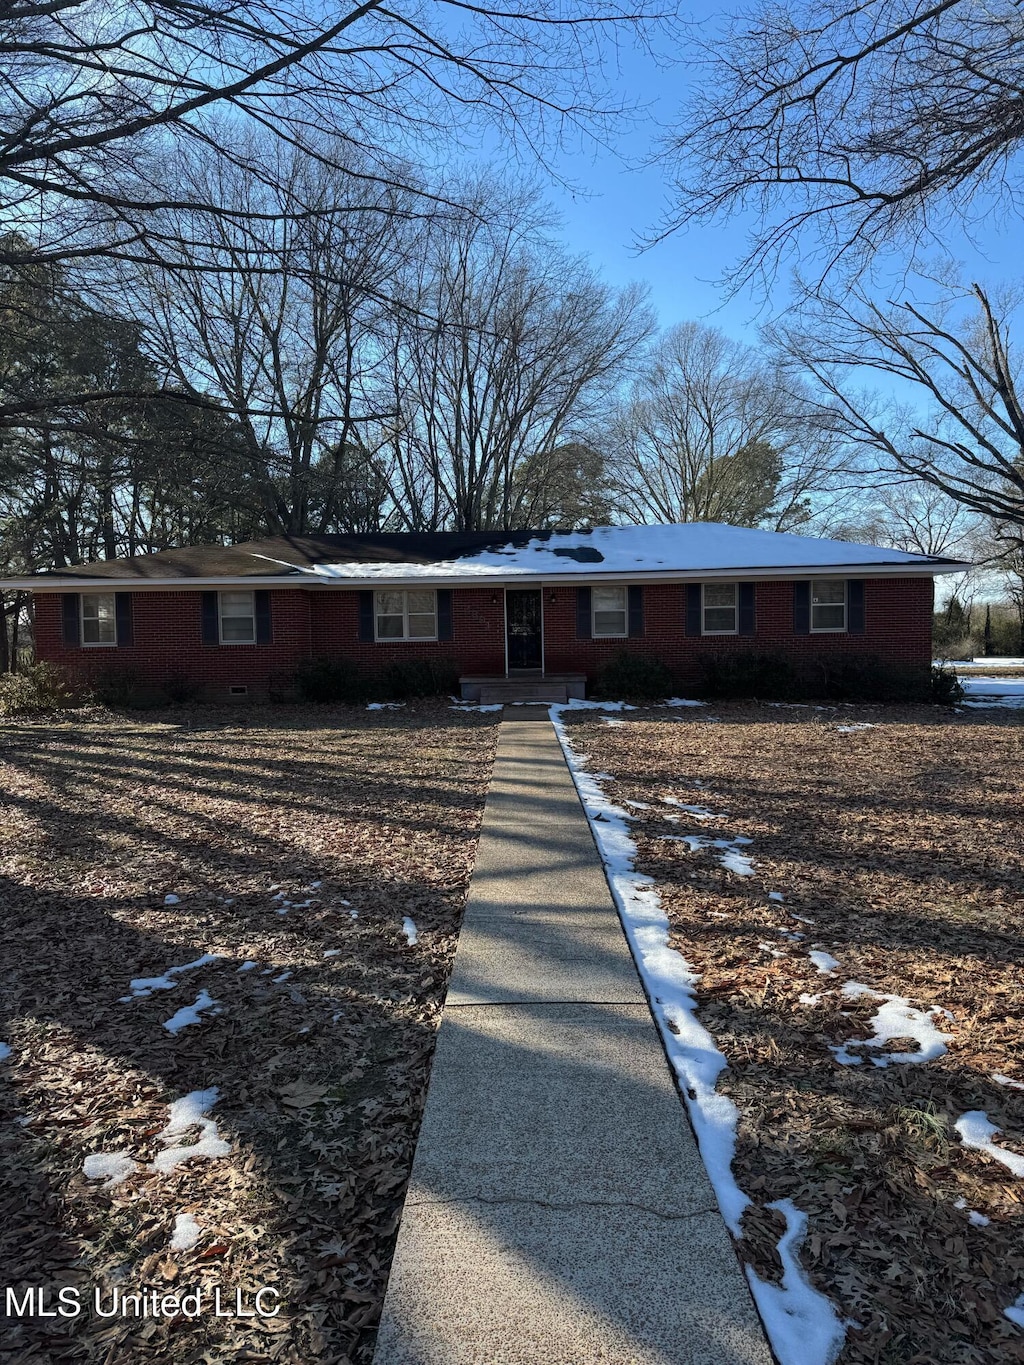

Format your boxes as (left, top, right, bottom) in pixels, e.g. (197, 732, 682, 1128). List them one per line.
(459, 672, 586, 704)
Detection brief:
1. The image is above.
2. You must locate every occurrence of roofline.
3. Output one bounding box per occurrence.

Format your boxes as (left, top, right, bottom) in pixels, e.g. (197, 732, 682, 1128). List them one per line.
(2, 561, 972, 591)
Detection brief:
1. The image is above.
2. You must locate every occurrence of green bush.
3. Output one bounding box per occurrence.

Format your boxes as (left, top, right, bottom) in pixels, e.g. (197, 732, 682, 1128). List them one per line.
(0, 662, 74, 716)
(816, 657, 933, 703)
(930, 665, 964, 706)
(591, 650, 675, 701)
(295, 657, 369, 704)
(379, 658, 459, 700)
(90, 666, 149, 708)
(697, 650, 798, 700)
(162, 667, 200, 704)
(296, 656, 459, 704)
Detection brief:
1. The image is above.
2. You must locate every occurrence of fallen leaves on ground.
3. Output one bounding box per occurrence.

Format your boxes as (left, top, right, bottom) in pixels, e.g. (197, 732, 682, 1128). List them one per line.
(567, 701, 1024, 1365)
(0, 701, 499, 1364)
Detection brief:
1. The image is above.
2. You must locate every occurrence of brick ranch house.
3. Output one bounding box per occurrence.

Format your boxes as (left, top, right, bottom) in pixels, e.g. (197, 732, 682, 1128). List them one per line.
(5, 523, 966, 702)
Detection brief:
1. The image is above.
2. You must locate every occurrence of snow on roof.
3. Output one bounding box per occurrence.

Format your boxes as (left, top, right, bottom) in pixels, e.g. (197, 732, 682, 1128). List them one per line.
(264, 523, 962, 582)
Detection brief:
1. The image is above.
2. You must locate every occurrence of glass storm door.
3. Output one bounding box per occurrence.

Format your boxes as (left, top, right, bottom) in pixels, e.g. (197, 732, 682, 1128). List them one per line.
(506, 590, 543, 670)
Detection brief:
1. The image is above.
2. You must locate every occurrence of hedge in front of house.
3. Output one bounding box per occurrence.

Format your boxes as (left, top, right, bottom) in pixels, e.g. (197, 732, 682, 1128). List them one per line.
(294, 656, 459, 705)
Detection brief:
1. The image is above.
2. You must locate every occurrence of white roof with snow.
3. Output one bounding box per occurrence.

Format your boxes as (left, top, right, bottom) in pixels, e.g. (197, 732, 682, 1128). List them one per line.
(267, 523, 965, 585)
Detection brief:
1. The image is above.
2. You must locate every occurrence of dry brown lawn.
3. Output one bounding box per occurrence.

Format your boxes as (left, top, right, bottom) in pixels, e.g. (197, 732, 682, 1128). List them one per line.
(0, 702, 499, 1365)
(564, 702, 1024, 1365)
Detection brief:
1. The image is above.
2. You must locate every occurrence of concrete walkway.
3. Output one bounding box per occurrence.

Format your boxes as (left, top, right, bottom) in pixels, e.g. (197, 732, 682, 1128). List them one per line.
(372, 718, 772, 1365)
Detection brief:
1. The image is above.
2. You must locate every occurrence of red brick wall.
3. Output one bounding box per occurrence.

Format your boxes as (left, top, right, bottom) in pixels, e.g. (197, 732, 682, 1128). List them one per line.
(541, 577, 935, 683)
(33, 589, 313, 700)
(309, 586, 505, 675)
(32, 576, 934, 696)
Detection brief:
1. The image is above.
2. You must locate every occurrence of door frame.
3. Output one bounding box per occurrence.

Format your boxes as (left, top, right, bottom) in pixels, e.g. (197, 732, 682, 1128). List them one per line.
(503, 586, 544, 676)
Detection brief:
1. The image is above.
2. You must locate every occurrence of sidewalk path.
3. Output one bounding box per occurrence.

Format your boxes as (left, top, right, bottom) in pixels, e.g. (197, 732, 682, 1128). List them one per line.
(372, 718, 772, 1365)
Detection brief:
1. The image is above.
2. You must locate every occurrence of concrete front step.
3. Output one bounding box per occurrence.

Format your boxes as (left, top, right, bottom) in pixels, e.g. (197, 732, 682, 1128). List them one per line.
(478, 683, 568, 704)
(461, 673, 586, 703)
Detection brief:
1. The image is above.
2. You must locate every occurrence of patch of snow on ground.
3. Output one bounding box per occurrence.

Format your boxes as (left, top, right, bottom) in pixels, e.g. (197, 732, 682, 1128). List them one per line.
(0, 1042, 10, 1062)
(769, 892, 784, 903)
(163, 989, 219, 1035)
(170, 1213, 202, 1251)
(272, 971, 291, 983)
(955, 1112, 1024, 1178)
(83, 1151, 138, 1187)
(994, 1073, 1024, 1091)
(835, 723, 876, 734)
(661, 795, 726, 820)
(1006, 1294, 1024, 1328)
(152, 1088, 230, 1174)
(123, 953, 222, 1000)
(799, 994, 822, 1007)
(746, 1200, 847, 1365)
(599, 716, 628, 726)
(663, 697, 707, 707)
(237, 961, 256, 972)
(367, 701, 405, 710)
(954, 1199, 991, 1227)
(163, 894, 180, 905)
(960, 677, 1024, 708)
(323, 948, 341, 958)
(550, 703, 846, 1363)
(402, 917, 418, 946)
(830, 982, 952, 1066)
(449, 703, 504, 712)
(808, 950, 840, 975)
(661, 832, 755, 876)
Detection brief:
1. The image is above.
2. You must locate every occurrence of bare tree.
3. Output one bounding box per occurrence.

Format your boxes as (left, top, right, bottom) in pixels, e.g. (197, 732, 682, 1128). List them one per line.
(0, 0, 673, 273)
(659, 0, 1024, 285)
(608, 322, 850, 529)
(774, 281, 1024, 535)
(377, 187, 654, 530)
(137, 144, 411, 534)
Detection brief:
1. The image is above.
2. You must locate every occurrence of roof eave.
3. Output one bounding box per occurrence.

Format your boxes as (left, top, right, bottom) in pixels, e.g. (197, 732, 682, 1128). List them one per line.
(2, 560, 972, 591)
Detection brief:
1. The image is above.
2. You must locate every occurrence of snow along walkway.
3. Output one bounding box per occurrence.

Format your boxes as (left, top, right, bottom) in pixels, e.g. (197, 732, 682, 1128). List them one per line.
(372, 718, 771, 1365)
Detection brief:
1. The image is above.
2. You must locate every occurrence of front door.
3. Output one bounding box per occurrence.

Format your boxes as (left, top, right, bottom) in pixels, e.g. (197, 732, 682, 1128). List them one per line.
(505, 589, 543, 671)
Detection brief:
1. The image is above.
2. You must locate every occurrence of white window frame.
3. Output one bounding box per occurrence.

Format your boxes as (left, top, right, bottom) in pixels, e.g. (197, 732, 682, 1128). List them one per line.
(81, 592, 117, 647)
(592, 584, 628, 639)
(701, 582, 739, 636)
(374, 589, 438, 642)
(219, 590, 257, 644)
(810, 579, 848, 634)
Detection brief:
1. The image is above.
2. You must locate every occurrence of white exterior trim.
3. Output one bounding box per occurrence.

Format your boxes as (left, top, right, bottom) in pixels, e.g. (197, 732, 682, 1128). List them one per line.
(6, 560, 968, 593)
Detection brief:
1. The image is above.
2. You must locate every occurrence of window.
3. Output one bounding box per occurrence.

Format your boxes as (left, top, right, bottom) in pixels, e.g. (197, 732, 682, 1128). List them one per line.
(81, 593, 116, 646)
(811, 579, 846, 632)
(375, 589, 437, 640)
(702, 582, 737, 634)
(592, 585, 627, 637)
(219, 590, 256, 643)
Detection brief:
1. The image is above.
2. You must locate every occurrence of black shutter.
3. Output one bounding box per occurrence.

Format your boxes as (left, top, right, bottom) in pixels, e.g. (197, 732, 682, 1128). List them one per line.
(627, 585, 644, 637)
(576, 586, 592, 639)
(61, 594, 80, 646)
(738, 583, 755, 637)
(436, 589, 453, 641)
(358, 590, 375, 641)
(201, 591, 219, 645)
(685, 584, 702, 636)
(254, 590, 272, 644)
(847, 579, 865, 634)
(793, 582, 810, 635)
(115, 592, 133, 647)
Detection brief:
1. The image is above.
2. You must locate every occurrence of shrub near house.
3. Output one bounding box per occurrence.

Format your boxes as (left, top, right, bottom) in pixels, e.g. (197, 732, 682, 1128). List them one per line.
(3, 523, 967, 703)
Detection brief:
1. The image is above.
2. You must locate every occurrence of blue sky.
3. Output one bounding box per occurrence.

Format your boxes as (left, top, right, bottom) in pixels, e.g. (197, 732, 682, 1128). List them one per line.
(468, 5, 1023, 348)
